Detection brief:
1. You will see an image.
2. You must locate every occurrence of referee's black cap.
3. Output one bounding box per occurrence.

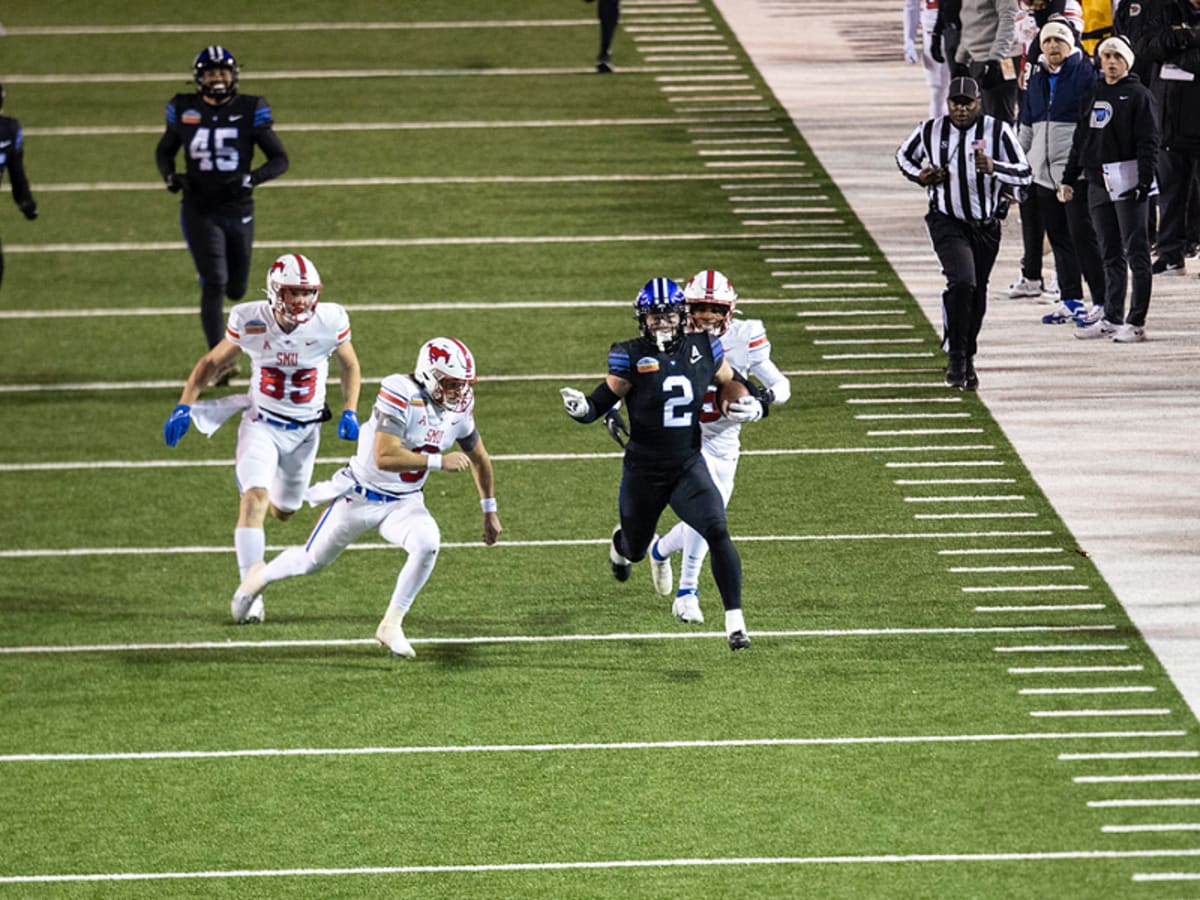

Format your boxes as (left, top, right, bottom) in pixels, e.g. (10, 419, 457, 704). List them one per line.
(948, 77, 981, 102)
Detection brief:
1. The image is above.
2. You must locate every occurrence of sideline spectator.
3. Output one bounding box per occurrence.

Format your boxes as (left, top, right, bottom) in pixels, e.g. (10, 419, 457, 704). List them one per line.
(897, 76, 1033, 389)
(1018, 20, 1107, 324)
(0, 82, 38, 291)
(1062, 35, 1159, 342)
(957, 0, 1021, 123)
(1136, 0, 1200, 276)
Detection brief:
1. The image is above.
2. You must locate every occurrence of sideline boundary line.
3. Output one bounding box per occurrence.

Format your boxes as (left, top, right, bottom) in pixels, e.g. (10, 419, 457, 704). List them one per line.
(5, 847, 1200, 884)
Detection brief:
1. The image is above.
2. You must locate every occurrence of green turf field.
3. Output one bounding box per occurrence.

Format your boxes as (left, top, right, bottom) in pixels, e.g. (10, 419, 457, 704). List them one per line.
(2, 2, 1198, 896)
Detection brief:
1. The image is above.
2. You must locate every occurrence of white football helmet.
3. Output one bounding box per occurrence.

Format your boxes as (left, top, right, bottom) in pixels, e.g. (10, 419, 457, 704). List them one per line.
(266, 253, 321, 327)
(414, 337, 476, 413)
(683, 269, 738, 336)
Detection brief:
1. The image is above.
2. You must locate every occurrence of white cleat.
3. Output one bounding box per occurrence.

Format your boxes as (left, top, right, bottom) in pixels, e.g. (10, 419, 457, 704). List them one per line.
(375, 608, 416, 659)
(649, 536, 673, 597)
(671, 590, 704, 624)
(231, 561, 267, 624)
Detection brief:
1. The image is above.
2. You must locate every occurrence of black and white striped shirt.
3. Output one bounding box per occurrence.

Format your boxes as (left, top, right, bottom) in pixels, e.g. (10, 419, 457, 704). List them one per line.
(896, 115, 1032, 223)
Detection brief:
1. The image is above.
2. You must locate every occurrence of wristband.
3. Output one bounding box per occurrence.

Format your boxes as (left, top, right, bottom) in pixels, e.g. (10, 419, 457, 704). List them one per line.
(480, 497, 498, 513)
(426, 453, 442, 471)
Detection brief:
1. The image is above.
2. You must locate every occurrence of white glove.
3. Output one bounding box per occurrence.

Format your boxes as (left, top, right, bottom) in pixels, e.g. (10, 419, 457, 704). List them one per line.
(726, 395, 763, 423)
(560, 387, 588, 419)
(904, 40, 920, 64)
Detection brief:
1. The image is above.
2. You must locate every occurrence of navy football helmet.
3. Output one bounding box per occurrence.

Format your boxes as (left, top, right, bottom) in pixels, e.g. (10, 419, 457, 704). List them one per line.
(635, 277, 687, 352)
(193, 46, 239, 101)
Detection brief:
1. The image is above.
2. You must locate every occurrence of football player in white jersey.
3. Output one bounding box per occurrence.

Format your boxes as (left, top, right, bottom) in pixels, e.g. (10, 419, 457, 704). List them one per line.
(641, 270, 790, 624)
(163, 253, 362, 623)
(231, 337, 502, 658)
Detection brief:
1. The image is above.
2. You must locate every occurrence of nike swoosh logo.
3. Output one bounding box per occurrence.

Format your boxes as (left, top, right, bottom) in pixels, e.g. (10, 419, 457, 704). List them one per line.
(305, 340, 318, 345)
(229, 114, 243, 121)
(0, 141, 11, 149)
(241, 216, 253, 224)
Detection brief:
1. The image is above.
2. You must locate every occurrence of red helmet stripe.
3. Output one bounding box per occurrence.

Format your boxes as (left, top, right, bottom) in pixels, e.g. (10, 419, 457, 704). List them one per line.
(705, 269, 715, 297)
(447, 337, 476, 381)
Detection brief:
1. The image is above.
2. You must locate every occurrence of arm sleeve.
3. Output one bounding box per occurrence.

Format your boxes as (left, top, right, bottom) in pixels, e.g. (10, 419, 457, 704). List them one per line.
(903, 0, 919, 45)
(251, 98, 289, 186)
(896, 122, 929, 183)
(750, 357, 791, 406)
(457, 428, 481, 453)
(988, 0, 1020, 60)
(155, 100, 182, 179)
(572, 382, 621, 425)
(990, 122, 1033, 187)
(5, 130, 34, 209)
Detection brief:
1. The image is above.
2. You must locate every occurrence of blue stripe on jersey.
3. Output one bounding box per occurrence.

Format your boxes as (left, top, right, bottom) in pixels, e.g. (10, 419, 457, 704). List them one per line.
(14, 128, 22, 151)
(254, 106, 273, 127)
(709, 334, 724, 364)
(165, 103, 177, 125)
(608, 350, 631, 374)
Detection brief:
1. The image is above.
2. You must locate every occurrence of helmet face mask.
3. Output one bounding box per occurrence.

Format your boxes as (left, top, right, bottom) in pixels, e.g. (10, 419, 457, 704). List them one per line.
(635, 278, 688, 352)
(193, 46, 239, 102)
(266, 254, 321, 328)
(682, 270, 737, 337)
(414, 338, 477, 413)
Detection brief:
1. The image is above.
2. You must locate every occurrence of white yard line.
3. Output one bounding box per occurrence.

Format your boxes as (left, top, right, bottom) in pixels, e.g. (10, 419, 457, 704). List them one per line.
(0, 730, 1183, 764)
(4, 847, 1200, 885)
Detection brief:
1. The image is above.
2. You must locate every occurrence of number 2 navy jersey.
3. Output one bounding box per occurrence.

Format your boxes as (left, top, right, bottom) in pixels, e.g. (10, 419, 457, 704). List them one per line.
(225, 300, 351, 421)
(608, 332, 724, 466)
(162, 92, 273, 211)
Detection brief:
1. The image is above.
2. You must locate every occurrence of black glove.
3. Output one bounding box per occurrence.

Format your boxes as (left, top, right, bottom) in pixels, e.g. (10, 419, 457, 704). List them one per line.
(603, 407, 629, 448)
(19, 201, 38, 221)
(930, 31, 944, 64)
(752, 385, 774, 418)
(1119, 183, 1152, 203)
(165, 173, 188, 194)
(976, 60, 1001, 87)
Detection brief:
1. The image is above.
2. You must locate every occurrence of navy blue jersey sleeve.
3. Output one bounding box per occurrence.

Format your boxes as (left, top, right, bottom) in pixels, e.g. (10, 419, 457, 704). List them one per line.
(252, 95, 274, 131)
(708, 333, 725, 366)
(608, 341, 632, 378)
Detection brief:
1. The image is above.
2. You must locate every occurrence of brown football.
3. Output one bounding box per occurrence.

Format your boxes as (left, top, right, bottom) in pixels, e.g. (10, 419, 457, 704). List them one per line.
(718, 379, 749, 416)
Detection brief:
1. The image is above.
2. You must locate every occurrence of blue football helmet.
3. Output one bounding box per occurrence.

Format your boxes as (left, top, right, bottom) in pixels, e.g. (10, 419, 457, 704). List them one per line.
(635, 277, 687, 351)
(193, 46, 239, 100)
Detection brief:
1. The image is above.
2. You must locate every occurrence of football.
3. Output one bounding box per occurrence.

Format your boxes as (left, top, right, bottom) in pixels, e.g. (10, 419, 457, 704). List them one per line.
(718, 378, 750, 416)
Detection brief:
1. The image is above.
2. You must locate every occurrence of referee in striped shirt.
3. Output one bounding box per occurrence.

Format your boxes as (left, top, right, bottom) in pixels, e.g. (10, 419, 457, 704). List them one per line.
(897, 76, 1032, 390)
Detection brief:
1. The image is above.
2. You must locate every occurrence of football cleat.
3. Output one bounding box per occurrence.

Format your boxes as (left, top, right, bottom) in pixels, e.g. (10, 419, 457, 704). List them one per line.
(672, 590, 704, 624)
(231, 561, 267, 624)
(649, 536, 673, 596)
(727, 630, 751, 651)
(375, 607, 416, 659)
(610, 525, 632, 582)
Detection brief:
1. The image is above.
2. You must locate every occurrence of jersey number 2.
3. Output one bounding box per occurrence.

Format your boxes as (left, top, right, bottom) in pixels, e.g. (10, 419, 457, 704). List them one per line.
(188, 127, 240, 172)
(661, 375, 693, 428)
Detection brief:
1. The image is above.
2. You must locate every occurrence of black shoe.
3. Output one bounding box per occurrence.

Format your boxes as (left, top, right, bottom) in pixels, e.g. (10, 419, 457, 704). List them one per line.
(609, 526, 632, 582)
(963, 357, 979, 392)
(1152, 256, 1186, 276)
(596, 61, 613, 73)
(728, 630, 750, 651)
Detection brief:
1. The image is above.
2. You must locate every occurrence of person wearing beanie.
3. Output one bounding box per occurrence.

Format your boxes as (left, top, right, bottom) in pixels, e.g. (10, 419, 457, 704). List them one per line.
(1136, 0, 1200, 276)
(1019, 19, 1106, 326)
(1060, 33, 1160, 342)
(0, 82, 39, 292)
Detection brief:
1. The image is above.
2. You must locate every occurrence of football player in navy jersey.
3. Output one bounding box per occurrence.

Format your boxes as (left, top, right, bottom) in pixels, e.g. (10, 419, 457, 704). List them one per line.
(0, 81, 39, 292)
(155, 46, 289, 363)
(560, 278, 763, 650)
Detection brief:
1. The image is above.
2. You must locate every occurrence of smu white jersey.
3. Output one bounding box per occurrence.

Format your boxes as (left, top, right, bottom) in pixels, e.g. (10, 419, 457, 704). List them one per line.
(226, 300, 351, 422)
(698, 318, 773, 460)
(349, 373, 477, 496)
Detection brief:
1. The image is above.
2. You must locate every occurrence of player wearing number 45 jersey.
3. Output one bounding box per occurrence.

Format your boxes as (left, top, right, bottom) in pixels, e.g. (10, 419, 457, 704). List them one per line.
(233, 338, 502, 659)
(155, 46, 289, 354)
(560, 277, 762, 651)
(163, 253, 362, 624)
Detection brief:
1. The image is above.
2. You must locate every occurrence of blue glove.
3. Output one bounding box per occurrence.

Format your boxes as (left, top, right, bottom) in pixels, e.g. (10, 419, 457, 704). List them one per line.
(163, 404, 191, 447)
(338, 409, 359, 441)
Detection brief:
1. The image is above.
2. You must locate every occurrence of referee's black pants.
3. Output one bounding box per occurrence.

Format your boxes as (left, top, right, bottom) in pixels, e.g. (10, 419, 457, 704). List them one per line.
(925, 209, 1001, 363)
(615, 451, 742, 611)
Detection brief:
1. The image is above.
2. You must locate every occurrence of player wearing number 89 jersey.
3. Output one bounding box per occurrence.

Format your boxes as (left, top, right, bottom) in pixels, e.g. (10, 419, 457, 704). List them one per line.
(162, 254, 361, 626)
(155, 46, 289, 351)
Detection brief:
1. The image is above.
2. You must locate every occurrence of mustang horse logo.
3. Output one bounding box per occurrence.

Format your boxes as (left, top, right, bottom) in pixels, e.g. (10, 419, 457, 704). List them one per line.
(428, 345, 452, 365)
